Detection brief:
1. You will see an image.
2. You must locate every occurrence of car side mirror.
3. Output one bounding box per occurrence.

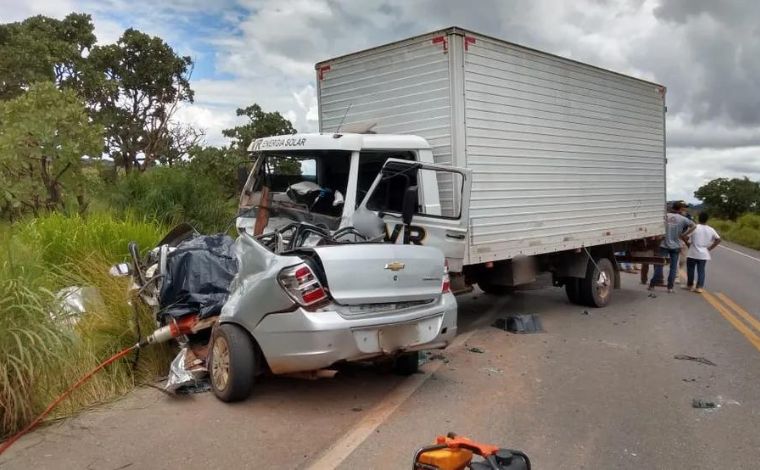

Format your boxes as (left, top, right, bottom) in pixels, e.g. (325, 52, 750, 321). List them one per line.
(401, 185, 418, 226)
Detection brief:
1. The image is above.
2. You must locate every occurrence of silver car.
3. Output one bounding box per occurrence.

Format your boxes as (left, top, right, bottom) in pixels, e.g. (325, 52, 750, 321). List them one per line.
(208, 231, 457, 401)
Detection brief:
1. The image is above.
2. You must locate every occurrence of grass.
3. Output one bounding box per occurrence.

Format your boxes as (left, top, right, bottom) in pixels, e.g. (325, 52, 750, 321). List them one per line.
(1, 212, 172, 439)
(711, 213, 760, 251)
(107, 167, 237, 234)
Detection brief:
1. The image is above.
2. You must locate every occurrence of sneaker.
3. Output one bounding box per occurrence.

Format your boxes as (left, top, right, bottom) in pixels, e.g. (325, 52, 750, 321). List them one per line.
(648, 285, 655, 291)
(695, 288, 704, 293)
(682, 285, 692, 290)
(667, 288, 674, 293)
(690, 286, 696, 292)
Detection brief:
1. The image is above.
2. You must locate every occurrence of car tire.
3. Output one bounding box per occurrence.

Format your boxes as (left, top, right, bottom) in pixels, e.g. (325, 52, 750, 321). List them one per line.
(564, 278, 582, 305)
(209, 323, 256, 402)
(580, 258, 614, 308)
(393, 351, 420, 375)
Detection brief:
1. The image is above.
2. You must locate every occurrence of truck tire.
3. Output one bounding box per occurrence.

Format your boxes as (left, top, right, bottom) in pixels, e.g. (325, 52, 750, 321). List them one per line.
(565, 278, 582, 305)
(477, 279, 514, 295)
(393, 351, 420, 375)
(209, 323, 257, 402)
(580, 258, 614, 308)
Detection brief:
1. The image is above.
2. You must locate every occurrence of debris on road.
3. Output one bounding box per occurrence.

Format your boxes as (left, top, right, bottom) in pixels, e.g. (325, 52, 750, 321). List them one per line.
(351, 406, 363, 412)
(648, 293, 657, 298)
(467, 347, 485, 354)
(426, 352, 449, 364)
(674, 354, 717, 366)
(692, 399, 716, 409)
(481, 367, 503, 375)
(582, 310, 590, 315)
(165, 347, 208, 392)
(491, 314, 543, 333)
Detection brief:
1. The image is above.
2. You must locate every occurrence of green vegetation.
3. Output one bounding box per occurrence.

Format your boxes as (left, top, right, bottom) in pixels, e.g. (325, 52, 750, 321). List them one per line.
(694, 177, 760, 221)
(711, 214, 760, 251)
(0, 82, 103, 219)
(107, 167, 237, 233)
(1, 213, 171, 438)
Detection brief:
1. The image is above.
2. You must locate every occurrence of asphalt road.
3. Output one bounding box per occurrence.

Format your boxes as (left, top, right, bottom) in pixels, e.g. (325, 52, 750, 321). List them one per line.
(2, 244, 759, 469)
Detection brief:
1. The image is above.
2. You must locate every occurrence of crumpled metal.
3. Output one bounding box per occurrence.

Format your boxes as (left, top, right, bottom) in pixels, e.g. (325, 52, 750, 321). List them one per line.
(165, 347, 208, 392)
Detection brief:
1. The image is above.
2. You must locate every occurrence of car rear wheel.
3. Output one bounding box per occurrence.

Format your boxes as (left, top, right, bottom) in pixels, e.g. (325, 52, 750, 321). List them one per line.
(393, 351, 420, 375)
(209, 324, 256, 402)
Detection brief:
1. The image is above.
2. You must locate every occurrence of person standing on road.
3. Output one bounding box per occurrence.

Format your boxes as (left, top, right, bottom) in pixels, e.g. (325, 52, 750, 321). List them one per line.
(684, 212, 721, 293)
(649, 202, 695, 293)
(675, 201, 692, 285)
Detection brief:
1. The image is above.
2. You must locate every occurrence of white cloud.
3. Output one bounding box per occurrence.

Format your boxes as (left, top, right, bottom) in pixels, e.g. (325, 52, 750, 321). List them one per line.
(3, 0, 760, 204)
(668, 146, 760, 203)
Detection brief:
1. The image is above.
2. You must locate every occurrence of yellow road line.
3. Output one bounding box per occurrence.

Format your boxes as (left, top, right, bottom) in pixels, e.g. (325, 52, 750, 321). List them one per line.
(702, 291, 760, 352)
(716, 293, 760, 334)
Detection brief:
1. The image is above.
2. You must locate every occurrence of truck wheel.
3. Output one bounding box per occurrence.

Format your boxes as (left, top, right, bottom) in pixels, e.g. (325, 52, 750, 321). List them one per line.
(477, 280, 514, 295)
(209, 324, 256, 402)
(565, 278, 582, 305)
(393, 351, 420, 375)
(580, 258, 614, 308)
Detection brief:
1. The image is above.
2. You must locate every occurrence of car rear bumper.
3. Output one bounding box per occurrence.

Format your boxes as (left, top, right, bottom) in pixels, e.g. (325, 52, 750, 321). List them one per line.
(250, 293, 458, 374)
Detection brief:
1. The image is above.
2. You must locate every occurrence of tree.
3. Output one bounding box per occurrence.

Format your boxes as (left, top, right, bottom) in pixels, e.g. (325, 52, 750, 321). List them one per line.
(187, 145, 242, 198)
(0, 13, 96, 100)
(185, 104, 298, 198)
(0, 82, 102, 219)
(86, 28, 194, 172)
(223, 104, 296, 153)
(694, 177, 760, 220)
(156, 122, 204, 167)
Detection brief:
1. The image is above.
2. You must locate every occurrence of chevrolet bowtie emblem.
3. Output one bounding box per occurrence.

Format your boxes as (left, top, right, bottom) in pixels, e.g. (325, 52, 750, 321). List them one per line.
(384, 261, 406, 271)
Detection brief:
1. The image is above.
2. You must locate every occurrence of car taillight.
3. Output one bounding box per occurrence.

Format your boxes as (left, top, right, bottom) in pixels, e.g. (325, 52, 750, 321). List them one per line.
(278, 263, 329, 308)
(442, 260, 451, 293)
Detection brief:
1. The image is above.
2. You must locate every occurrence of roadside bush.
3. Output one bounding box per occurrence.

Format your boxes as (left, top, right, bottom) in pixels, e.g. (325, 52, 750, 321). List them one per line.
(13, 211, 164, 268)
(709, 213, 760, 251)
(0, 213, 171, 439)
(107, 167, 236, 234)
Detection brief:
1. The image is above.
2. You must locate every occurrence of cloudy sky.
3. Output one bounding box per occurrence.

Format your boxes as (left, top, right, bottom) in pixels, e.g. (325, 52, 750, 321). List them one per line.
(3, 0, 759, 201)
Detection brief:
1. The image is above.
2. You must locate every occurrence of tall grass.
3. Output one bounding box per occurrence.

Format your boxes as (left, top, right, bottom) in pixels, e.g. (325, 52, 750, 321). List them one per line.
(107, 167, 237, 234)
(1, 213, 171, 439)
(711, 213, 760, 251)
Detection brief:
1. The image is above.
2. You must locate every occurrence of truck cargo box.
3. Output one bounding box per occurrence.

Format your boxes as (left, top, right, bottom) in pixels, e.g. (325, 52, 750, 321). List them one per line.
(316, 27, 666, 265)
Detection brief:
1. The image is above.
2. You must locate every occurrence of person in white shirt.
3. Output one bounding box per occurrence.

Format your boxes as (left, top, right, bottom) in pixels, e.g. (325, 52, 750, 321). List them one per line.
(684, 212, 721, 293)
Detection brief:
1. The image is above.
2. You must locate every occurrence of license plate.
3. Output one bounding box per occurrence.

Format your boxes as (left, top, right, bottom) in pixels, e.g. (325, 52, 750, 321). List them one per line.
(378, 323, 422, 351)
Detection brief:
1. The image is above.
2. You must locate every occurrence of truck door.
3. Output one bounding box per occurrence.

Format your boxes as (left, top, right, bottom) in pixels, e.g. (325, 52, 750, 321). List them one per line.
(358, 159, 472, 272)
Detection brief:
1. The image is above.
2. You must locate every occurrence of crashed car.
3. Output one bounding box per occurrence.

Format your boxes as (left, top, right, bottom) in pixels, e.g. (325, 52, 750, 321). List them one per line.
(125, 214, 456, 402)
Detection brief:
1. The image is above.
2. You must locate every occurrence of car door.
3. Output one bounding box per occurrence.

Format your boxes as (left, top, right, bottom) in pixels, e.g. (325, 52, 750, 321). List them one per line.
(358, 159, 472, 272)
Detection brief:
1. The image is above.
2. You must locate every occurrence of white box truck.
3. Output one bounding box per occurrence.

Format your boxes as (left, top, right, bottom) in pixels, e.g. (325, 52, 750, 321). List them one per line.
(239, 27, 666, 307)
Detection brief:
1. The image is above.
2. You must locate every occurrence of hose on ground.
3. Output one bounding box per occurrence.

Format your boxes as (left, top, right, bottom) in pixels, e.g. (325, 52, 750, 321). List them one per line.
(0, 344, 139, 456)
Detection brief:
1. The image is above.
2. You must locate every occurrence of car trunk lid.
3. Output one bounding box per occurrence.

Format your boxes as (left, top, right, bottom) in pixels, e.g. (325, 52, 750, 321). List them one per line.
(311, 244, 444, 305)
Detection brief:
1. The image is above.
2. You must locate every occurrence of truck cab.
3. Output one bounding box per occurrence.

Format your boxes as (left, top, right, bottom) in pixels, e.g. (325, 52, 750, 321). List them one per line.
(237, 132, 472, 271)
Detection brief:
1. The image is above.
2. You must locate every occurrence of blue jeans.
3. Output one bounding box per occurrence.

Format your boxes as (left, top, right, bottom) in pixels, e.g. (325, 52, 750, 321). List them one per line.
(651, 247, 680, 289)
(686, 258, 707, 288)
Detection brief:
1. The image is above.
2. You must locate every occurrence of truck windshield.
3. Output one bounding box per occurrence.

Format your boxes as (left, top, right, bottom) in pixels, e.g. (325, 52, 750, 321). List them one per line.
(239, 150, 352, 232)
